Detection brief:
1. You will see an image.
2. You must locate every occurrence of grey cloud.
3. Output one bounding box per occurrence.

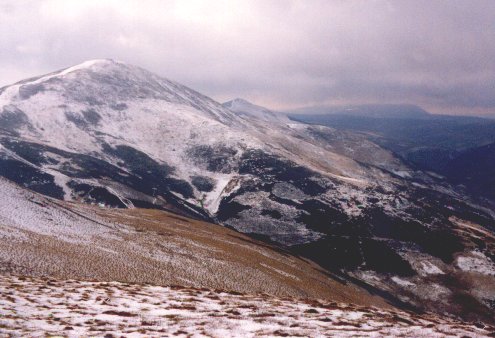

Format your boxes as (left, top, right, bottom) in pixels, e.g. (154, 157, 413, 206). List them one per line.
(0, 0, 494, 115)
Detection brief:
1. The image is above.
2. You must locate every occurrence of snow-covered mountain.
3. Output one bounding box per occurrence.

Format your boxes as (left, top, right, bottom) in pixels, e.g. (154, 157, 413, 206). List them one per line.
(0, 59, 262, 218)
(0, 59, 407, 230)
(1, 59, 494, 323)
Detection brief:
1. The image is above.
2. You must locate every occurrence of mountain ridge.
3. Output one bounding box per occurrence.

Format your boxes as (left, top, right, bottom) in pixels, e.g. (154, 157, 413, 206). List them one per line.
(288, 103, 431, 118)
(222, 98, 290, 123)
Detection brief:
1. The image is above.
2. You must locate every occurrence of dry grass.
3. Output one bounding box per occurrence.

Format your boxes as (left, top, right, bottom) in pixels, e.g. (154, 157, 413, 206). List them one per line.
(0, 197, 389, 308)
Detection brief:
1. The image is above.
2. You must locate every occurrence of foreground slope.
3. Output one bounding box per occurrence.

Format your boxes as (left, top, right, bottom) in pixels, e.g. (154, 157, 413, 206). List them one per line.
(0, 176, 385, 305)
(1, 275, 493, 338)
(1, 60, 495, 321)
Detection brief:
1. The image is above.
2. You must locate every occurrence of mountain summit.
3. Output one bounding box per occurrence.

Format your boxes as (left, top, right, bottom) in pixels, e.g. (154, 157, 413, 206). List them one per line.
(1, 58, 237, 125)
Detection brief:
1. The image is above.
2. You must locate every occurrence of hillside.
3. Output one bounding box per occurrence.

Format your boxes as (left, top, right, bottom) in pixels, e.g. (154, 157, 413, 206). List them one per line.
(0, 176, 383, 304)
(289, 112, 495, 198)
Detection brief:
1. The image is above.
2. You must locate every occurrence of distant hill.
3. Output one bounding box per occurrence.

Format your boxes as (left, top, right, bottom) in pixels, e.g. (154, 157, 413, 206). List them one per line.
(289, 104, 430, 118)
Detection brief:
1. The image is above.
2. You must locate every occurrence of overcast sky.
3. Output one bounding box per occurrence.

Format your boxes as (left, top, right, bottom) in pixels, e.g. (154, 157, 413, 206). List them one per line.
(1, 0, 494, 115)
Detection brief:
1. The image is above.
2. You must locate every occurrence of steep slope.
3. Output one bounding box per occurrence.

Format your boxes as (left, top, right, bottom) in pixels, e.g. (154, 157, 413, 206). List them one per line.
(1, 61, 494, 322)
(0, 59, 420, 241)
(0, 176, 385, 304)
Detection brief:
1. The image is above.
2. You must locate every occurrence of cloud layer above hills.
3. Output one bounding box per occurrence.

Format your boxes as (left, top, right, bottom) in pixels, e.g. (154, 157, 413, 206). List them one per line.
(1, 0, 494, 115)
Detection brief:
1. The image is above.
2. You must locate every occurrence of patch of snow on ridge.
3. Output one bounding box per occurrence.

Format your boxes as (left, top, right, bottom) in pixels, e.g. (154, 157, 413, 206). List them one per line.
(391, 277, 415, 287)
(392, 170, 411, 178)
(25, 59, 117, 87)
(456, 251, 495, 276)
(419, 261, 445, 275)
(202, 174, 239, 215)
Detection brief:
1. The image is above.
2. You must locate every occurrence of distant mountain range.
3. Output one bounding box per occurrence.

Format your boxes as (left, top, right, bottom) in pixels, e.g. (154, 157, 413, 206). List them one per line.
(289, 108, 495, 208)
(288, 104, 430, 118)
(0, 60, 494, 324)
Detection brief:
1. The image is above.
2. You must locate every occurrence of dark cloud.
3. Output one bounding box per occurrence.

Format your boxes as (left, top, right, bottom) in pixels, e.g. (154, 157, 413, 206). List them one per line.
(0, 0, 494, 115)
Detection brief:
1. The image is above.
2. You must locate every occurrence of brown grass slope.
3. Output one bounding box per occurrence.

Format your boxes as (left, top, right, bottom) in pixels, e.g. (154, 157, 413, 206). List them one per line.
(0, 177, 388, 308)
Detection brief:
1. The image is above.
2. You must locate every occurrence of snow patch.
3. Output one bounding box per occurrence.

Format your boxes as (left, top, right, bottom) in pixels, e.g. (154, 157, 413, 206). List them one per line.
(456, 251, 495, 276)
(419, 261, 445, 275)
(391, 277, 415, 287)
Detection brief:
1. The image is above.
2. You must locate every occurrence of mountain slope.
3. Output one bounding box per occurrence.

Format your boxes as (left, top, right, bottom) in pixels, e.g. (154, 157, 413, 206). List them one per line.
(0, 176, 385, 304)
(0, 59, 259, 220)
(0, 59, 373, 220)
(444, 142, 495, 200)
(289, 112, 495, 194)
(223, 98, 290, 123)
(1, 60, 494, 322)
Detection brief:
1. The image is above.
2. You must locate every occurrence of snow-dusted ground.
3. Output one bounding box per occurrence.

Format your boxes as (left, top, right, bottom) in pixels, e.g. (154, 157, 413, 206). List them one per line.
(1, 274, 493, 338)
(0, 176, 120, 243)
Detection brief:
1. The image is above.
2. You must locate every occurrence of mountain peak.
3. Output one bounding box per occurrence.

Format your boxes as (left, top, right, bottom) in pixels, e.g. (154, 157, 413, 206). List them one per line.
(72, 58, 119, 67)
(224, 98, 250, 106)
(70, 58, 127, 69)
(3, 58, 130, 91)
(53, 58, 124, 76)
(0, 59, 238, 128)
(223, 98, 261, 110)
(223, 98, 288, 123)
